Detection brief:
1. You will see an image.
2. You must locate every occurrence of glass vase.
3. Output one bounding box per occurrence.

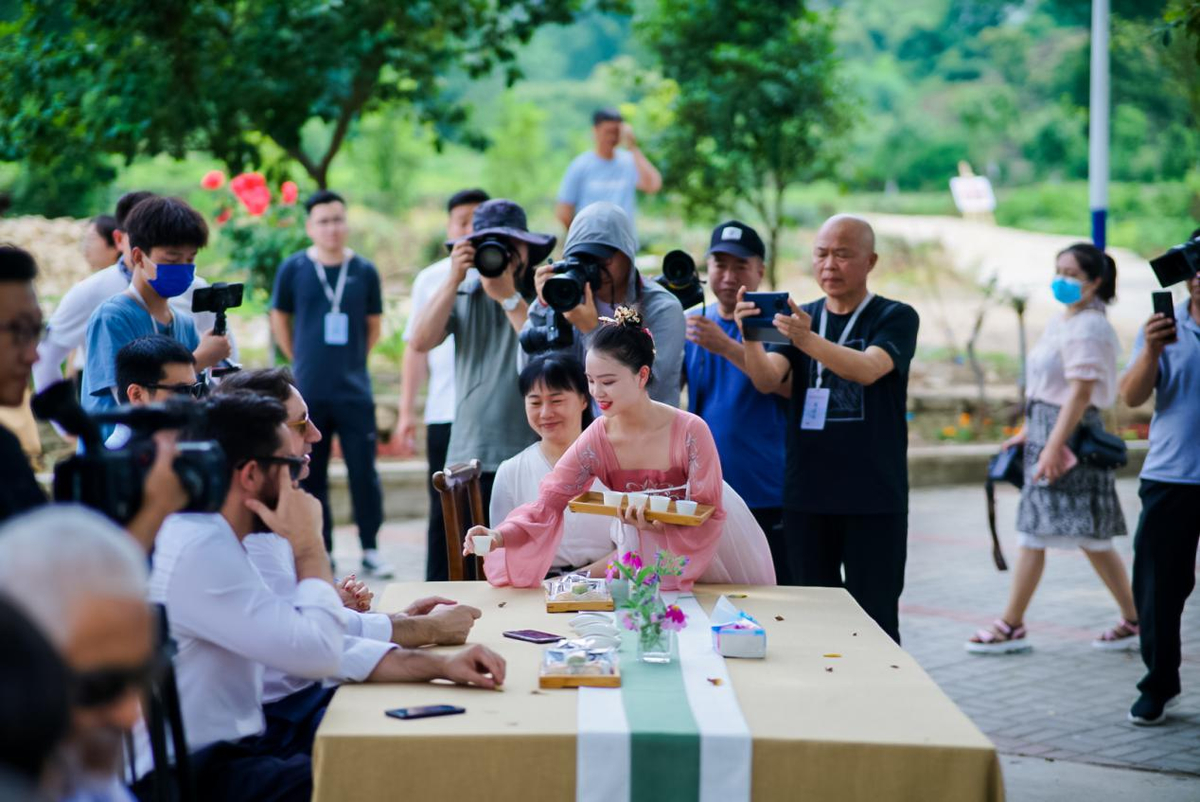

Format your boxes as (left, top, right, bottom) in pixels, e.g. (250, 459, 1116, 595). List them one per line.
(637, 624, 675, 664)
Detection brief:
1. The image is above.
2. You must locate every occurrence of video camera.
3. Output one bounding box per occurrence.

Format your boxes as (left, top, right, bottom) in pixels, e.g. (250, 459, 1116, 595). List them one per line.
(31, 381, 228, 524)
(191, 281, 243, 337)
(1150, 237, 1200, 288)
(655, 250, 705, 310)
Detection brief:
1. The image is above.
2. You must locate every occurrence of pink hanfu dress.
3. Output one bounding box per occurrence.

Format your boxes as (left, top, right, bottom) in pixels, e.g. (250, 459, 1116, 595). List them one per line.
(483, 410, 777, 590)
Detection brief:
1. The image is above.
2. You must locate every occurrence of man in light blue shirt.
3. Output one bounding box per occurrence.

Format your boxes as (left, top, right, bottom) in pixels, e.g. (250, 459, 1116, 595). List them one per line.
(1119, 262, 1200, 726)
(555, 108, 662, 231)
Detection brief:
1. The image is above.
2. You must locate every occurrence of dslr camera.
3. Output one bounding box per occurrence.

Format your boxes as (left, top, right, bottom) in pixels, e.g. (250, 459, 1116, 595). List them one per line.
(471, 237, 514, 278)
(31, 381, 228, 524)
(542, 253, 605, 312)
(1150, 236, 1200, 288)
(655, 250, 705, 310)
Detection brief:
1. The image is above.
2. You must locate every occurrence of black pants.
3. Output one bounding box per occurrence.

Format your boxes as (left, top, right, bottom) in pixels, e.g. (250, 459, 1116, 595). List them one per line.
(751, 507, 789, 585)
(1133, 480, 1200, 701)
(303, 396, 384, 553)
(783, 509, 908, 643)
(425, 422, 452, 581)
(132, 684, 334, 802)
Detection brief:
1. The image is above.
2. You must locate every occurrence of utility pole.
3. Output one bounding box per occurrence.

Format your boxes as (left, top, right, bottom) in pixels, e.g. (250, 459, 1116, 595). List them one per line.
(1089, 0, 1110, 251)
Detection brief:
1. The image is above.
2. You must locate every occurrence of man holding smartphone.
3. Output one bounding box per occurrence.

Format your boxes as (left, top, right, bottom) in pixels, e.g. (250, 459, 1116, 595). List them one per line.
(682, 221, 790, 582)
(1119, 241, 1200, 726)
(735, 214, 919, 644)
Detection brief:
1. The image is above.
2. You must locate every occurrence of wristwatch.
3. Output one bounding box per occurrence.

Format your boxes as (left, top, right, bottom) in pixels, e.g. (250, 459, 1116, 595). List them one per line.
(501, 292, 523, 312)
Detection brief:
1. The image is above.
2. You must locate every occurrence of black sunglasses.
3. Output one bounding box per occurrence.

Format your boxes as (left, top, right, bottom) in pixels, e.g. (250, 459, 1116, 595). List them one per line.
(72, 658, 163, 709)
(249, 455, 306, 481)
(146, 381, 206, 399)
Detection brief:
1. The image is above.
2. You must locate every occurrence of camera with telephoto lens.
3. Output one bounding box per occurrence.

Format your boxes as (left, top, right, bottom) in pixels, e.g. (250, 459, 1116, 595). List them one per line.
(655, 250, 705, 310)
(1150, 236, 1200, 288)
(472, 237, 514, 278)
(542, 254, 605, 312)
(519, 310, 574, 355)
(31, 381, 228, 524)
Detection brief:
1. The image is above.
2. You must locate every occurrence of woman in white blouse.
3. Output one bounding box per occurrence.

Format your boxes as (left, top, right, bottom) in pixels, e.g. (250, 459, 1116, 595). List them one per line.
(490, 354, 618, 576)
(969, 243, 1134, 654)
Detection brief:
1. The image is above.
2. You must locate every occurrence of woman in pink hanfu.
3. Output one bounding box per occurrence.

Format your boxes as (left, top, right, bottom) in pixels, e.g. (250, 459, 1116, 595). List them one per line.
(465, 307, 776, 591)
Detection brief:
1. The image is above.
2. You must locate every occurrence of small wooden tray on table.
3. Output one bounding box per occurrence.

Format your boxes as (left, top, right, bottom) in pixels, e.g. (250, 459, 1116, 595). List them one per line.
(545, 597, 614, 613)
(538, 670, 622, 689)
(567, 490, 715, 527)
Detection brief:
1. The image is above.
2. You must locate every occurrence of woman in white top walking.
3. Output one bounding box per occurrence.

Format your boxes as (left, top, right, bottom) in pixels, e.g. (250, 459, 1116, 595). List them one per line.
(969, 243, 1134, 653)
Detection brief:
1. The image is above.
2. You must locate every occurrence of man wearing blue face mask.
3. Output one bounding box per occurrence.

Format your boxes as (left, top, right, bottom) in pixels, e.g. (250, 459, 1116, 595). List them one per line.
(81, 197, 231, 428)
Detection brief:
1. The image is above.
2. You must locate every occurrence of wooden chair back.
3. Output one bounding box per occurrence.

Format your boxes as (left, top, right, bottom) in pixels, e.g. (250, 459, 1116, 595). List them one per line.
(432, 459, 486, 581)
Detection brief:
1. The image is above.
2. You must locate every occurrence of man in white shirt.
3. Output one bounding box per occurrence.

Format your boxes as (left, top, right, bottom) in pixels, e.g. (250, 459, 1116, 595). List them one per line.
(135, 391, 343, 801)
(391, 188, 488, 580)
(0, 505, 156, 802)
(32, 191, 225, 401)
(217, 368, 504, 715)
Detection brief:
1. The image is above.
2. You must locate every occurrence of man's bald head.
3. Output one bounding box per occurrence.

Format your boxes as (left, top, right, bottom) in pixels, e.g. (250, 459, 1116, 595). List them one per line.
(818, 214, 876, 255)
(811, 214, 879, 307)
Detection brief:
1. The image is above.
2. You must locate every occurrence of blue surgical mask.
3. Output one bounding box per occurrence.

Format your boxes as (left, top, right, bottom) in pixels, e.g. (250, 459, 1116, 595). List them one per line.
(146, 262, 196, 299)
(1051, 275, 1083, 306)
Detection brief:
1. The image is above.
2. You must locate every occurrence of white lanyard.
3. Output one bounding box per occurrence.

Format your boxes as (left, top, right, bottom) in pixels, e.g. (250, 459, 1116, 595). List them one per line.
(311, 255, 350, 314)
(124, 287, 165, 335)
(813, 292, 874, 389)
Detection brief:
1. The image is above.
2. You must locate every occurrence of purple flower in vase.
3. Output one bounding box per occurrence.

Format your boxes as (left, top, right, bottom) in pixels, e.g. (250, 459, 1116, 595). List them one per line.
(619, 611, 638, 631)
(642, 572, 659, 587)
(662, 605, 687, 631)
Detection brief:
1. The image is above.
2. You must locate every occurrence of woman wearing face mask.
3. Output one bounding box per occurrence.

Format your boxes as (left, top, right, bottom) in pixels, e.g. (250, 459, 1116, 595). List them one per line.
(467, 307, 776, 590)
(968, 243, 1133, 654)
(488, 354, 619, 578)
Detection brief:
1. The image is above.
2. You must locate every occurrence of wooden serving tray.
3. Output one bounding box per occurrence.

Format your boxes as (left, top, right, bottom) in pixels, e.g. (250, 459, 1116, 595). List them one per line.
(567, 490, 715, 527)
(539, 671, 621, 689)
(545, 598, 615, 613)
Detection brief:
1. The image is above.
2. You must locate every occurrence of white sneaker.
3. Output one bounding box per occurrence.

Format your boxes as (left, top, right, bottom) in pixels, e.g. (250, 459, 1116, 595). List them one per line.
(361, 550, 395, 579)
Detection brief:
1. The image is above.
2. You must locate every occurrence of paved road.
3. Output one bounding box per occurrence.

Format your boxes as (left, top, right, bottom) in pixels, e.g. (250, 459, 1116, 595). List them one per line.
(335, 478, 1200, 797)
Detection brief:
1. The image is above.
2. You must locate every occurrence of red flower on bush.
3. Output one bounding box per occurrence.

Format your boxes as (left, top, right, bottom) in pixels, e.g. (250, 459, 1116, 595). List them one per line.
(200, 170, 226, 190)
(280, 181, 299, 206)
(215, 208, 232, 225)
(230, 172, 271, 216)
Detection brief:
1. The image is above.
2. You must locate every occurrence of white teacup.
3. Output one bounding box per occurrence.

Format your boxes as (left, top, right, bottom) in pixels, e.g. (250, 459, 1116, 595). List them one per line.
(648, 495, 670, 513)
(471, 534, 493, 556)
(675, 500, 698, 516)
(627, 493, 649, 510)
(602, 490, 624, 508)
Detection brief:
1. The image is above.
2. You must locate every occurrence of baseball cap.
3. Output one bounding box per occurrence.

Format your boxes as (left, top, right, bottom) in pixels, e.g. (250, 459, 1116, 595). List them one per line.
(707, 220, 765, 260)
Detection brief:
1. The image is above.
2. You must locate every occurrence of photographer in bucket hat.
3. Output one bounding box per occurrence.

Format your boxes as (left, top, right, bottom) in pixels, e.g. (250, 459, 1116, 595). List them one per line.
(409, 199, 555, 518)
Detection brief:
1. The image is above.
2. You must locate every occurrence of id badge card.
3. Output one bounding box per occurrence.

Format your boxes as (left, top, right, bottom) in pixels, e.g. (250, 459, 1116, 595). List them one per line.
(800, 388, 830, 431)
(324, 312, 349, 346)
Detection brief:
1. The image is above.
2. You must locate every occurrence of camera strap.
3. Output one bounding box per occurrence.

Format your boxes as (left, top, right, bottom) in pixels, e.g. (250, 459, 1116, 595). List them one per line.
(311, 254, 350, 314)
(813, 292, 874, 389)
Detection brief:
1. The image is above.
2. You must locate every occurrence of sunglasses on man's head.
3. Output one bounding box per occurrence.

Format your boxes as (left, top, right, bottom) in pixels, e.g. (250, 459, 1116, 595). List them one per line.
(249, 455, 307, 482)
(146, 381, 206, 399)
(72, 658, 162, 709)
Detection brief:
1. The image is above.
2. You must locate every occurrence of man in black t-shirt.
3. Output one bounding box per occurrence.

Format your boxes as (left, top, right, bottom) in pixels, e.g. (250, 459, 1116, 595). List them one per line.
(270, 190, 389, 576)
(736, 215, 919, 643)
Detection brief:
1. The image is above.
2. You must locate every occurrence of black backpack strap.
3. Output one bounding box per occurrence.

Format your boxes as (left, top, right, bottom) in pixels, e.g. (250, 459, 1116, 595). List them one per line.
(985, 477, 1009, 571)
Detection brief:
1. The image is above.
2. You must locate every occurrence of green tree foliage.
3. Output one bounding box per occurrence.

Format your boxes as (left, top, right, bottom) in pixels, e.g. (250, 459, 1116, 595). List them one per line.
(639, 0, 851, 286)
(0, 0, 628, 214)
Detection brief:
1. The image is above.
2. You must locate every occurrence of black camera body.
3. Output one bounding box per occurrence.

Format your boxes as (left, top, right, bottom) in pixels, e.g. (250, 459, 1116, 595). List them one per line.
(191, 282, 244, 336)
(543, 255, 605, 312)
(472, 237, 513, 278)
(519, 310, 575, 355)
(655, 250, 705, 310)
(31, 382, 228, 524)
(1150, 238, 1200, 288)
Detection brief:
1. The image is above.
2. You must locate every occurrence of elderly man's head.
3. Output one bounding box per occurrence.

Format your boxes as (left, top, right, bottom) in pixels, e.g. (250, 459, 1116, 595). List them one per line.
(811, 215, 878, 303)
(0, 506, 153, 776)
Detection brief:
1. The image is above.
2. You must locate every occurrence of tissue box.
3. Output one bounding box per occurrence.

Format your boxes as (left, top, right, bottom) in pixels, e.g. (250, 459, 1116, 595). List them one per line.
(710, 595, 767, 659)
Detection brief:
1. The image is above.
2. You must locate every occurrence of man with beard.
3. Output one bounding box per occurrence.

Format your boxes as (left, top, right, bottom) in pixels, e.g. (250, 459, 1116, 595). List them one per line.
(0, 505, 155, 802)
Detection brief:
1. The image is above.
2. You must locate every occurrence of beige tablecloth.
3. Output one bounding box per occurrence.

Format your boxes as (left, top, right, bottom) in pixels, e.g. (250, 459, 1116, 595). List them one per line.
(313, 583, 1004, 802)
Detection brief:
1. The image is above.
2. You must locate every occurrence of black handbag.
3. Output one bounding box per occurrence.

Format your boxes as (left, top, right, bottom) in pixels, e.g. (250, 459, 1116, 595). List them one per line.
(983, 444, 1022, 571)
(1069, 422, 1128, 469)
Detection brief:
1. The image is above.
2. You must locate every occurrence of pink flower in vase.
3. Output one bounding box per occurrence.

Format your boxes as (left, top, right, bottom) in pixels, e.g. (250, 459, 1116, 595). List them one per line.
(642, 572, 659, 587)
(620, 551, 643, 570)
(619, 611, 638, 631)
(605, 562, 617, 581)
(662, 605, 687, 631)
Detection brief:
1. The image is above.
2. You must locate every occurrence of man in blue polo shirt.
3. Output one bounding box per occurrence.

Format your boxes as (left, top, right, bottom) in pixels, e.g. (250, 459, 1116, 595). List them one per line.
(682, 221, 790, 583)
(270, 190, 389, 577)
(1119, 254, 1200, 726)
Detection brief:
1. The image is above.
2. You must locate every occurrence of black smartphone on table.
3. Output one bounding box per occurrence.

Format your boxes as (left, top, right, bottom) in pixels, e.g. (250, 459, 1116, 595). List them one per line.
(385, 704, 466, 720)
(742, 292, 791, 344)
(503, 629, 563, 644)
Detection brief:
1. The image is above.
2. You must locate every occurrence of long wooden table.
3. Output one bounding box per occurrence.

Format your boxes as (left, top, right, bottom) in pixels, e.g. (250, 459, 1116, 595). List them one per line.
(312, 582, 1004, 801)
